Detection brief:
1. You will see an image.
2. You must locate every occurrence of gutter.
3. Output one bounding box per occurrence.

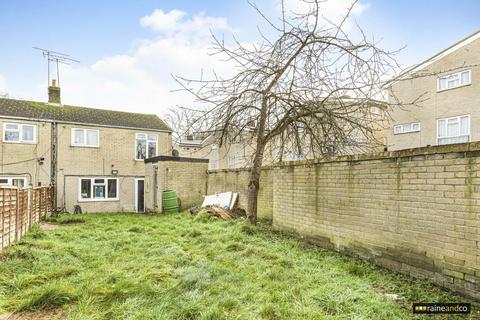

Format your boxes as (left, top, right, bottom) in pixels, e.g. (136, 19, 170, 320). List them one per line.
(0, 115, 172, 133)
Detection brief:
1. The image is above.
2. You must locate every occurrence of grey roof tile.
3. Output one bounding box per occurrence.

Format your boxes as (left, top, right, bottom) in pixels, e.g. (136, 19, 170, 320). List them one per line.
(0, 98, 171, 131)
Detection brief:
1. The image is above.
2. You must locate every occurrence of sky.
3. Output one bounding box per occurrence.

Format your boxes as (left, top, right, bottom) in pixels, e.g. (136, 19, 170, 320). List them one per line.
(0, 0, 479, 117)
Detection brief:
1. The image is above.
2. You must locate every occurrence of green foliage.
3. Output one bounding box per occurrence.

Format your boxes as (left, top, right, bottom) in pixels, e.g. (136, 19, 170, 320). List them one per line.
(0, 212, 477, 319)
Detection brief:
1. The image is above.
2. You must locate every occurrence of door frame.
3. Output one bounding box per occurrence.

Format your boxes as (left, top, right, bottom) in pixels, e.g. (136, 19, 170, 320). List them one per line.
(135, 178, 145, 213)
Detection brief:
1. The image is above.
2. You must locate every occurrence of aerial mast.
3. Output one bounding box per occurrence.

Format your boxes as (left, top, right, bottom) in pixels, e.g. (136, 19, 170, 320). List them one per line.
(33, 47, 79, 87)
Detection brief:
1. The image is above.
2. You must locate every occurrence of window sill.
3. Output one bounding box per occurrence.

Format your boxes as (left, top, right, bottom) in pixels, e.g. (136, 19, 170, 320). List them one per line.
(393, 131, 420, 135)
(2, 140, 37, 144)
(437, 83, 471, 93)
(71, 144, 100, 148)
(78, 198, 120, 203)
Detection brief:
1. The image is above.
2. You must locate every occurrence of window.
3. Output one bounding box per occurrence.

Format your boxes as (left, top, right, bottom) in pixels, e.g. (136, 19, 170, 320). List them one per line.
(437, 115, 470, 145)
(228, 155, 236, 168)
(437, 70, 471, 91)
(209, 159, 218, 170)
(71, 128, 99, 147)
(79, 178, 118, 201)
(3, 123, 36, 143)
(370, 106, 381, 115)
(0, 177, 27, 187)
(293, 153, 305, 160)
(135, 133, 158, 160)
(393, 122, 421, 134)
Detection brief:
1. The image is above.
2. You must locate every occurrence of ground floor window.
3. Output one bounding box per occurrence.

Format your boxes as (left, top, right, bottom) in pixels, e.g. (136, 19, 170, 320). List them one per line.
(0, 177, 27, 187)
(437, 115, 470, 145)
(79, 177, 119, 201)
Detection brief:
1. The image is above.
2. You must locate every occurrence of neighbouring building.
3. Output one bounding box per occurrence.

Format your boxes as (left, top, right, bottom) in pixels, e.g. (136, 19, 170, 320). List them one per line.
(178, 98, 387, 169)
(387, 30, 480, 151)
(0, 81, 172, 213)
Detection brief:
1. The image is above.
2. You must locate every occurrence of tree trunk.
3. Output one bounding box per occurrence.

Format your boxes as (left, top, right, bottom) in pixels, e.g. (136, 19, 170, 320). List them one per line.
(247, 143, 265, 224)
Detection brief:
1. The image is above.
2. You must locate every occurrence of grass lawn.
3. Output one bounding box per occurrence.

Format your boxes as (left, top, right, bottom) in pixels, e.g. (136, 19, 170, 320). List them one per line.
(0, 212, 478, 319)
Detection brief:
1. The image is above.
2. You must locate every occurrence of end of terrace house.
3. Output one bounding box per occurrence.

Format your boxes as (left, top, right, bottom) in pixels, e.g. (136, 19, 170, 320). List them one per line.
(0, 81, 173, 213)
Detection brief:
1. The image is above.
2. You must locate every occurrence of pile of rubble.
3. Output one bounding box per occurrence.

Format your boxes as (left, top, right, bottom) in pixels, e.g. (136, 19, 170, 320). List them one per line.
(189, 191, 246, 220)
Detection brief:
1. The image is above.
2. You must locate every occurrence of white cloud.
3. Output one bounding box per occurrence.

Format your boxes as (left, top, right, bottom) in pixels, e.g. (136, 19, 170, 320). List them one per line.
(140, 9, 187, 32)
(280, 0, 369, 31)
(58, 9, 235, 116)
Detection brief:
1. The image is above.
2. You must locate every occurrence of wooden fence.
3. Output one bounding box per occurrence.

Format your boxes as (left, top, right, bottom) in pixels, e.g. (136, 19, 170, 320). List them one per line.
(0, 186, 52, 251)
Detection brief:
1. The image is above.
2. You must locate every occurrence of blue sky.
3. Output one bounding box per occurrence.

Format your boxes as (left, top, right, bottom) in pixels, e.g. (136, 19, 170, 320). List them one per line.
(0, 0, 479, 116)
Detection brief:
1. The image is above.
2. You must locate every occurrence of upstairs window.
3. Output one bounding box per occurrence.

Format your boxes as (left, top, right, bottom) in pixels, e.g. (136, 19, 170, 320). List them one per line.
(370, 106, 381, 115)
(437, 70, 471, 91)
(71, 128, 99, 147)
(3, 123, 36, 143)
(393, 122, 421, 134)
(136, 133, 158, 160)
(437, 115, 470, 145)
(228, 155, 236, 168)
(79, 178, 118, 201)
(209, 159, 218, 170)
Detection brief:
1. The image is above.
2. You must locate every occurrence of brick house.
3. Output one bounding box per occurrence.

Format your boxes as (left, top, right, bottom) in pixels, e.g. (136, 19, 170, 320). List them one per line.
(0, 82, 172, 213)
(387, 30, 480, 151)
(178, 98, 387, 169)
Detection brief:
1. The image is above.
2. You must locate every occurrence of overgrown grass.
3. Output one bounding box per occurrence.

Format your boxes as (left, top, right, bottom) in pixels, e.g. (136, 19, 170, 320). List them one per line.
(0, 212, 477, 319)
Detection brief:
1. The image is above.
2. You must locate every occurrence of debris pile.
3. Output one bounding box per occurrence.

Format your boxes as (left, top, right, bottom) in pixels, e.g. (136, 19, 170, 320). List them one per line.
(190, 191, 246, 220)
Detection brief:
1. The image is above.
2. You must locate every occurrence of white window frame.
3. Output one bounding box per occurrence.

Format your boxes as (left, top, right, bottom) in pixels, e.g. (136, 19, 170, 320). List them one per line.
(228, 155, 236, 168)
(0, 176, 28, 187)
(78, 177, 119, 202)
(437, 115, 470, 145)
(209, 159, 219, 170)
(3, 123, 37, 144)
(393, 122, 421, 134)
(370, 106, 381, 115)
(437, 69, 471, 92)
(135, 133, 158, 161)
(71, 128, 100, 148)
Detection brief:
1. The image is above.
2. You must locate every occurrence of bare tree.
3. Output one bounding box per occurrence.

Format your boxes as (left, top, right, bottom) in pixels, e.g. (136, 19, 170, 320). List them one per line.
(175, 0, 414, 224)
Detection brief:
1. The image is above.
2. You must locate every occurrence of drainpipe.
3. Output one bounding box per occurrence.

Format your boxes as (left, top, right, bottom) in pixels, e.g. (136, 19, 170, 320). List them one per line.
(51, 122, 58, 211)
(153, 165, 158, 211)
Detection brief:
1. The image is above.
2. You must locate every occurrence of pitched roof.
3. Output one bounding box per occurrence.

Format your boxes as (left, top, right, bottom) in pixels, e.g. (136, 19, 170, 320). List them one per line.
(0, 98, 171, 132)
(394, 30, 480, 82)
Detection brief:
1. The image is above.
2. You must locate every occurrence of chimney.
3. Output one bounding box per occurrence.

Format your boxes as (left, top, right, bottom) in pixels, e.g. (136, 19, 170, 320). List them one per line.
(48, 79, 61, 104)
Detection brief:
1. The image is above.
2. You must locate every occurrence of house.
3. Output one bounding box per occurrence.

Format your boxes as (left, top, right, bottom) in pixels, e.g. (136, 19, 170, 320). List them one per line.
(0, 81, 172, 213)
(178, 98, 387, 169)
(386, 30, 480, 151)
(178, 131, 257, 170)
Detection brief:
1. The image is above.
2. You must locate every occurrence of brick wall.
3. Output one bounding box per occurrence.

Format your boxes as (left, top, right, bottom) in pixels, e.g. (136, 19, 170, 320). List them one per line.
(207, 168, 273, 219)
(145, 156, 209, 212)
(206, 143, 480, 300)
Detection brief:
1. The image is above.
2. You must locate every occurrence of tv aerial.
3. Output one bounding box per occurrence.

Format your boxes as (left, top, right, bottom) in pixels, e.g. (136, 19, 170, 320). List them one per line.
(33, 47, 79, 87)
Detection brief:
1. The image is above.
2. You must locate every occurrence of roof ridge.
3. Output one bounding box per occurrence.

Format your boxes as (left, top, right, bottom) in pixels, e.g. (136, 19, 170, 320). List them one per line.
(0, 97, 171, 132)
(394, 29, 480, 81)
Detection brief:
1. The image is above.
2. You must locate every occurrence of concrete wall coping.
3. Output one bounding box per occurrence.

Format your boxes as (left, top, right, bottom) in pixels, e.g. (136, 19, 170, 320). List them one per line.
(208, 142, 480, 173)
(145, 155, 209, 164)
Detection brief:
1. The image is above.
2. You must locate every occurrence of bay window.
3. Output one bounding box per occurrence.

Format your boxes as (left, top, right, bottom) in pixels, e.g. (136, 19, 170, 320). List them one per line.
(79, 178, 118, 201)
(437, 115, 470, 145)
(3, 123, 36, 143)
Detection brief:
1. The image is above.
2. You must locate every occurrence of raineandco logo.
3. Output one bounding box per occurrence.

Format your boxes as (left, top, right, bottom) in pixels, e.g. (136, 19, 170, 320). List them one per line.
(413, 303, 471, 314)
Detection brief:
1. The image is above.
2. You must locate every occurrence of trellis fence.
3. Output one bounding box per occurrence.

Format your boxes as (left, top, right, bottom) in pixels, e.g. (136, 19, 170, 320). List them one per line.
(0, 186, 52, 251)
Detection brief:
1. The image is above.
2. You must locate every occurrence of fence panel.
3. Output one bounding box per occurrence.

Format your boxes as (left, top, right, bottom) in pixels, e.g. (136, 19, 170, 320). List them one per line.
(0, 186, 52, 252)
